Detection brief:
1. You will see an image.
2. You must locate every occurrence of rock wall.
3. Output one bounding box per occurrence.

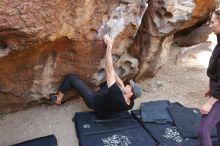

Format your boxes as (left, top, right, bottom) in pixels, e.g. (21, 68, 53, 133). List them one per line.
(174, 23, 212, 47)
(131, 0, 214, 80)
(0, 0, 148, 113)
(0, 0, 214, 113)
(176, 43, 213, 67)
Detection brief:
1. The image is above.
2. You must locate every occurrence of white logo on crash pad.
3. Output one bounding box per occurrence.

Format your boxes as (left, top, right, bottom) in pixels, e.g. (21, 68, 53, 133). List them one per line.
(83, 124, 90, 129)
(102, 134, 131, 146)
(162, 127, 183, 142)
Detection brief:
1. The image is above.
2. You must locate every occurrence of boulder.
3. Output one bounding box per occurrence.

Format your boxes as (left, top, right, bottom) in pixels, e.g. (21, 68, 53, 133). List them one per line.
(0, 0, 148, 113)
(174, 23, 212, 47)
(0, 0, 214, 113)
(131, 0, 214, 80)
(176, 43, 213, 67)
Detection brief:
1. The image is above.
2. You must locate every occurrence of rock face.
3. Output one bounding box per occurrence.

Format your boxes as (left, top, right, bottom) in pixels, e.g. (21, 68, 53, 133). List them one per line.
(0, 0, 214, 113)
(131, 0, 214, 80)
(176, 43, 213, 67)
(0, 0, 148, 113)
(174, 23, 212, 47)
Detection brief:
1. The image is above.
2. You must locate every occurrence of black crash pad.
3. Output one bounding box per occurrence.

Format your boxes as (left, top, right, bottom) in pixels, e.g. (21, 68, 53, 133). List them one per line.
(168, 102, 218, 138)
(12, 135, 57, 146)
(73, 111, 157, 146)
(131, 109, 200, 146)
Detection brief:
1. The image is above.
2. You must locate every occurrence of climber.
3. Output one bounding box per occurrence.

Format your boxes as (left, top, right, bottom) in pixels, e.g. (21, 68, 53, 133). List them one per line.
(49, 34, 142, 119)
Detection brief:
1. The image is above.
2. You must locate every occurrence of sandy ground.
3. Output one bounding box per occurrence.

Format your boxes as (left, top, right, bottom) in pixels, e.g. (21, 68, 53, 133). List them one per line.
(0, 47, 209, 146)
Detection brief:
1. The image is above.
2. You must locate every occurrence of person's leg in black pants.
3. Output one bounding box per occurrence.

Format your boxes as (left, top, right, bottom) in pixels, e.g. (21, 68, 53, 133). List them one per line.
(55, 74, 96, 109)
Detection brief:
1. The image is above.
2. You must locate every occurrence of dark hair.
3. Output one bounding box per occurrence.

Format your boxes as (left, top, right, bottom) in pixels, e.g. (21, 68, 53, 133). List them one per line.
(131, 95, 137, 100)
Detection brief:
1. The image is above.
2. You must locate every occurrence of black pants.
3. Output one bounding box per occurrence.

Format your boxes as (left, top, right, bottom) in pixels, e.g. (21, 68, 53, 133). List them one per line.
(59, 74, 108, 109)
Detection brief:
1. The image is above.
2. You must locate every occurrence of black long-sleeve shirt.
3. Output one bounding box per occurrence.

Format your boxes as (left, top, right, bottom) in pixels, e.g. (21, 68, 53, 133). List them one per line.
(207, 42, 220, 99)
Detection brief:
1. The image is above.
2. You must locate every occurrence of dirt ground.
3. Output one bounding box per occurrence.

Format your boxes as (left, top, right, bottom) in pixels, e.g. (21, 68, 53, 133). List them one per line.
(0, 47, 209, 146)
